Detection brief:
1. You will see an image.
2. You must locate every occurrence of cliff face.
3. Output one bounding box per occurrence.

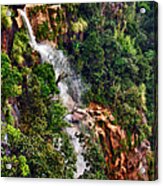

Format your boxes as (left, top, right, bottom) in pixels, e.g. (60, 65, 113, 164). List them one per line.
(15, 4, 69, 47)
(1, 3, 156, 180)
(1, 24, 15, 54)
(71, 103, 151, 180)
(86, 103, 151, 180)
(15, 4, 85, 49)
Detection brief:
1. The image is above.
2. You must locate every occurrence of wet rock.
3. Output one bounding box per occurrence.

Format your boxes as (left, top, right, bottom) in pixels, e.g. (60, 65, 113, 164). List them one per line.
(15, 10, 23, 28)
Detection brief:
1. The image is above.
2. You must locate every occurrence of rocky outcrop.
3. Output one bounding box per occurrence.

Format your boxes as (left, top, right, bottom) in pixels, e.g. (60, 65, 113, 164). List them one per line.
(69, 102, 151, 180)
(15, 4, 67, 48)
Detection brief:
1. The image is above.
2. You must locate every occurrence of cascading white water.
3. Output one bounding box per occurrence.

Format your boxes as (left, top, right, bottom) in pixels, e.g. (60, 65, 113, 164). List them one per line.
(18, 10, 37, 50)
(19, 9, 87, 178)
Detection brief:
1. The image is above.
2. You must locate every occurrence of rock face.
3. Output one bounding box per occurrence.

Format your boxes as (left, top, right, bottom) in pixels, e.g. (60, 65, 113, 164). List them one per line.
(26, 4, 52, 32)
(70, 102, 151, 180)
(15, 12, 23, 28)
(1, 30, 8, 52)
(1, 27, 15, 54)
(15, 4, 69, 48)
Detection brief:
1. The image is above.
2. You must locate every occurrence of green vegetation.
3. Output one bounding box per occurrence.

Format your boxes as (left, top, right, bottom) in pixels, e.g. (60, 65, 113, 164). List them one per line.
(36, 21, 55, 41)
(57, 2, 157, 179)
(1, 5, 76, 177)
(33, 63, 59, 97)
(11, 31, 28, 64)
(1, 53, 23, 102)
(1, 53, 76, 178)
(60, 2, 157, 137)
(79, 130, 107, 179)
(1, 5, 12, 29)
(71, 18, 88, 33)
(1, 2, 157, 180)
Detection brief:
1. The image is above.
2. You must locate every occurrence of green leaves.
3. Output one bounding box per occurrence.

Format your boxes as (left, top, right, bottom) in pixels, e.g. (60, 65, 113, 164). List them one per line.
(71, 17, 88, 33)
(1, 154, 30, 177)
(1, 2, 156, 179)
(7, 125, 21, 141)
(1, 5, 77, 179)
(18, 155, 30, 176)
(1, 53, 23, 101)
(10, 65, 76, 178)
(1, 6, 12, 29)
(11, 31, 29, 66)
(79, 130, 107, 180)
(47, 102, 68, 132)
(33, 63, 59, 97)
(36, 21, 54, 41)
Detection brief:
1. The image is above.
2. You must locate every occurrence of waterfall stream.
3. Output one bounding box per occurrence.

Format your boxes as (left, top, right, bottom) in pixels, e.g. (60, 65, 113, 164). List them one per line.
(19, 9, 87, 178)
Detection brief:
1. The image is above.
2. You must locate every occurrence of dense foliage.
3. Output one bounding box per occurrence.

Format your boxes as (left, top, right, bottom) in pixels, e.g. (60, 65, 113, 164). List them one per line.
(1, 5, 76, 177)
(1, 52, 77, 178)
(1, 2, 157, 180)
(57, 2, 157, 179)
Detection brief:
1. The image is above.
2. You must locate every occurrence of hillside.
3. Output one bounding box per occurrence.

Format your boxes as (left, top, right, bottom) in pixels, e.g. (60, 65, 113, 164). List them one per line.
(1, 2, 158, 180)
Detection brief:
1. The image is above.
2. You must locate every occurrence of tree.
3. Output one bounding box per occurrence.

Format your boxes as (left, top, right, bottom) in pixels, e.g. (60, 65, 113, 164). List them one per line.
(1, 53, 22, 103)
(1, 6, 12, 29)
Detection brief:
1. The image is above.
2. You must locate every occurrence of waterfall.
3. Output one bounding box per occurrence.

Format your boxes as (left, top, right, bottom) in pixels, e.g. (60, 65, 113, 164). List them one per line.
(19, 9, 87, 178)
(19, 9, 83, 111)
(18, 9, 37, 50)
